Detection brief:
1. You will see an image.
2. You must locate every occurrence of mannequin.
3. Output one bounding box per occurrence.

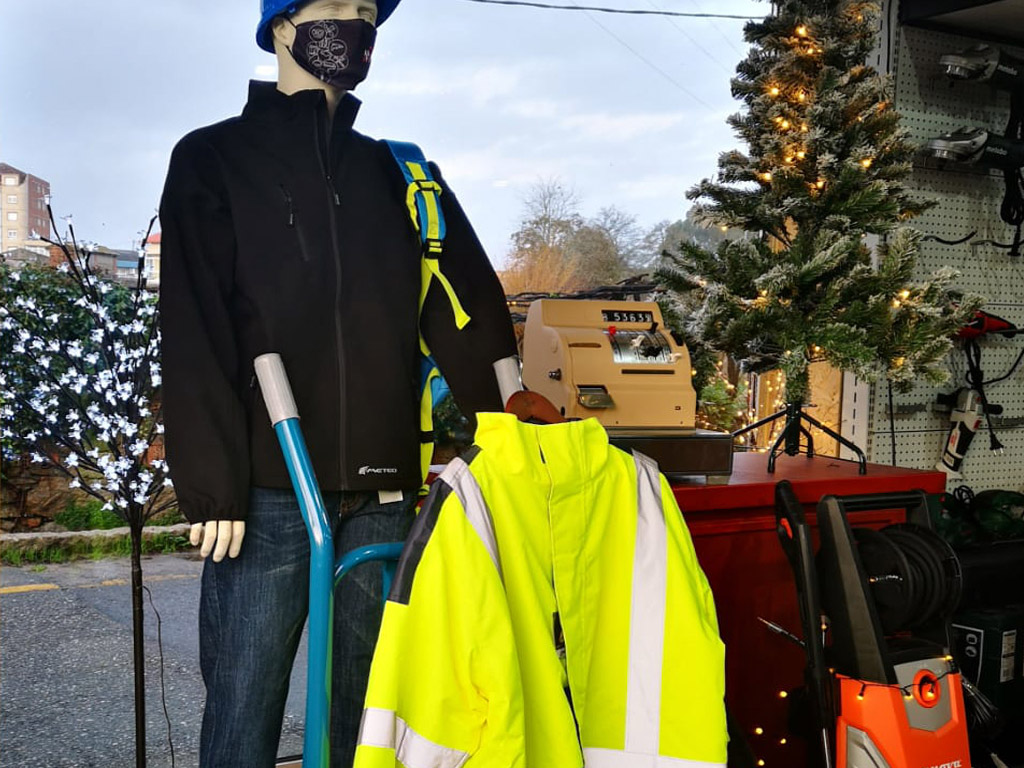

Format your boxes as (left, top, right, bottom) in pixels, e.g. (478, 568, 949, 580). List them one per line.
(161, 1, 519, 764)
(188, 0, 500, 564)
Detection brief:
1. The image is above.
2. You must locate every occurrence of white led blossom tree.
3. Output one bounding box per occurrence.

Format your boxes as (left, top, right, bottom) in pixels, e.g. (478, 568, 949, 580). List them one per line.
(0, 210, 171, 768)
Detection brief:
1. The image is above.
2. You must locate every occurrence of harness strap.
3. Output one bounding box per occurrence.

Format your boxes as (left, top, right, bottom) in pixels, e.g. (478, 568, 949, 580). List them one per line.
(385, 139, 472, 490)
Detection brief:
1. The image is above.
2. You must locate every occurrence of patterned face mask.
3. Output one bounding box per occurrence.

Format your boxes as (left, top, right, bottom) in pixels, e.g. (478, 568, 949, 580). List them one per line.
(286, 17, 376, 90)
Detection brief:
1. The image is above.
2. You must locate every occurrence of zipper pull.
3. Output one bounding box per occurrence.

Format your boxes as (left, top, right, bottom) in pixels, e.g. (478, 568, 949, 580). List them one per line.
(325, 173, 341, 206)
(279, 184, 295, 227)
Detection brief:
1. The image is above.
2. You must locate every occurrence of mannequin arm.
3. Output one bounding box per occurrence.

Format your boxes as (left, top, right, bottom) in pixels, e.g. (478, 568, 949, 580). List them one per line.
(189, 520, 246, 562)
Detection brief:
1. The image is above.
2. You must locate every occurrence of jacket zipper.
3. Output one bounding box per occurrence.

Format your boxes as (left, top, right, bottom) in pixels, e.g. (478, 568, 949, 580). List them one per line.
(314, 108, 348, 488)
(279, 184, 311, 262)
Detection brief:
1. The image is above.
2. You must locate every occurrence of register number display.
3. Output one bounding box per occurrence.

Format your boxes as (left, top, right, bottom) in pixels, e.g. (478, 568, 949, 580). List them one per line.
(601, 309, 655, 324)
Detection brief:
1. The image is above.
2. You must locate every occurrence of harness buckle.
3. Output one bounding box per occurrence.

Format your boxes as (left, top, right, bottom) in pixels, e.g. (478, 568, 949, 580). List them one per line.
(410, 179, 442, 196)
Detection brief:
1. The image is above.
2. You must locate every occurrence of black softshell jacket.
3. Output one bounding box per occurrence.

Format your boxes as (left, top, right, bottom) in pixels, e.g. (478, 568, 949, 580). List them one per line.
(159, 81, 516, 524)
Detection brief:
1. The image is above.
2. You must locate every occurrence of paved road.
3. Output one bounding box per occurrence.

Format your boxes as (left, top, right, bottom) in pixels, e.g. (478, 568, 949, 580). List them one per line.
(0, 553, 309, 767)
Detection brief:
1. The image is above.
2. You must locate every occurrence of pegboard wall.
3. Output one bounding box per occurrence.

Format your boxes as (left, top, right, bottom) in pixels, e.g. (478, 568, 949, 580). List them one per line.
(863, 2, 1024, 492)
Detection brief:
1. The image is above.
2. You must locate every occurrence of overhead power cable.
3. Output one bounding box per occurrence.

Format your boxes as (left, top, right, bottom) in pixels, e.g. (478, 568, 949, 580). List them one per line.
(644, 0, 736, 76)
(458, 0, 756, 19)
(570, 1, 713, 107)
(672, 0, 746, 56)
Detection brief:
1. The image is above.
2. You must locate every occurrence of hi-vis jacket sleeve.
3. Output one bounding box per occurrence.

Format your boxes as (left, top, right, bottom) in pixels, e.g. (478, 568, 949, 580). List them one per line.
(158, 134, 250, 523)
(657, 473, 728, 764)
(355, 460, 526, 768)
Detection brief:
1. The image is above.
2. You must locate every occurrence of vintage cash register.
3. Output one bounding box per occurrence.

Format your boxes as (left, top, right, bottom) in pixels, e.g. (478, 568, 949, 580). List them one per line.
(521, 299, 733, 480)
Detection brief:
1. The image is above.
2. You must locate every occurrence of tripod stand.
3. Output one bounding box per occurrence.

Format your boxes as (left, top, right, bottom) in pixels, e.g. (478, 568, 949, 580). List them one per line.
(733, 402, 867, 474)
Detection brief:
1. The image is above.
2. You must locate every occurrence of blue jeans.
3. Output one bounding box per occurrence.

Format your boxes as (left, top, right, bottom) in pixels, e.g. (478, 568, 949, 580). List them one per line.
(198, 487, 416, 768)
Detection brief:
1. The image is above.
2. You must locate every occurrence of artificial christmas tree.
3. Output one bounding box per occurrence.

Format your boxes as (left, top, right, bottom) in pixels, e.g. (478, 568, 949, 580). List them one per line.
(657, 0, 979, 471)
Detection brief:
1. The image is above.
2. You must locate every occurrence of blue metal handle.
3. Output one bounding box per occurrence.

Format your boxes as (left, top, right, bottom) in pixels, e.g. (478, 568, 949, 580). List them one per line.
(259, 354, 405, 767)
(274, 418, 334, 768)
(335, 542, 405, 586)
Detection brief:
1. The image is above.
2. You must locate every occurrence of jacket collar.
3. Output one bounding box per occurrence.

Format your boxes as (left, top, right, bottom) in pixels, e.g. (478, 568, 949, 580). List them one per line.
(242, 79, 362, 127)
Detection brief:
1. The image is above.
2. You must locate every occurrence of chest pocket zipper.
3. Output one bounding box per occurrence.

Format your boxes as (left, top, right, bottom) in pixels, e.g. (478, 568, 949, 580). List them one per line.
(279, 184, 312, 263)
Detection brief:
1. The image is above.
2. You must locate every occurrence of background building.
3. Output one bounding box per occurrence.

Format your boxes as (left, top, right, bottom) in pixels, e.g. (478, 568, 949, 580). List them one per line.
(0, 163, 51, 254)
(144, 231, 161, 289)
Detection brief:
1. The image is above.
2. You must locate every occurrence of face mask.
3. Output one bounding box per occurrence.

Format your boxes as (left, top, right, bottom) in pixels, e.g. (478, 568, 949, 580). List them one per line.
(286, 17, 376, 90)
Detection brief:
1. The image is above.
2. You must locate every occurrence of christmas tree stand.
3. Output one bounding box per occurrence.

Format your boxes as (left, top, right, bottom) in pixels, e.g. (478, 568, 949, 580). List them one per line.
(733, 402, 867, 475)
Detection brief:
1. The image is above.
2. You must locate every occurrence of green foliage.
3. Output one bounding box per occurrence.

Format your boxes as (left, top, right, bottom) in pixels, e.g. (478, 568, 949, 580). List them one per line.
(53, 496, 181, 531)
(698, 375, 751, 433)
(56, 497, 124, 531)
(1, 531, 191, 566)
(147, 506, 185, 526)
(657, 297, 716, 394)
(657, 0, 981, 403)
(433, 392, 473, 452)
(1, 265, 90, 460)
(0, 262, 136, 462)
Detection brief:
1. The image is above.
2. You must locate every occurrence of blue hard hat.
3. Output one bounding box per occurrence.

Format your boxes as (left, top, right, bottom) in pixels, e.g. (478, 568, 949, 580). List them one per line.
(257, 0, 401, 52)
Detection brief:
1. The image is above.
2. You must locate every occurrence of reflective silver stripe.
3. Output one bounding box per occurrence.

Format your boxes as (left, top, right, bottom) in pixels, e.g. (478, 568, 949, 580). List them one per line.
(440, 456, 503, 581)
(625, 451, 668, 755)
(358, 706, 396, 748)
(584, 747, 725, 768)
(358, 707, 470, 768)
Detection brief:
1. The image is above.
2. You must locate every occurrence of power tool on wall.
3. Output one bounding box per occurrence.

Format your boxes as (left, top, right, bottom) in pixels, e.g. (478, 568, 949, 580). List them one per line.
(935, 311, 1018, 477)
(928, 44, 1024, 256)
(936, 388, 985, 478)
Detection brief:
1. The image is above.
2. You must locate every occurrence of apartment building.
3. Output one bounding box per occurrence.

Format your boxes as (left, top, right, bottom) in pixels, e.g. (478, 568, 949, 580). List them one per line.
(0, 163, 51, 253)
(144, 231, 161, 289)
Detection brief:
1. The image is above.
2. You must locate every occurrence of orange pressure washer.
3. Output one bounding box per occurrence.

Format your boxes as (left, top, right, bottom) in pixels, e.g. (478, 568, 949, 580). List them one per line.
(774, 482, 971, 768)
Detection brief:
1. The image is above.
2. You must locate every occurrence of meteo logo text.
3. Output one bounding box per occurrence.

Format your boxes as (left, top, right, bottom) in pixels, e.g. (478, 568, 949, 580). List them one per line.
(924, 761, 962, 768)
(358, 465, 398, 475)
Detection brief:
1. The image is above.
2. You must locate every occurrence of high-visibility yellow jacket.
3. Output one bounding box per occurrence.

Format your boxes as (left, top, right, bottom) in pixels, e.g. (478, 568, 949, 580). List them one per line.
(355, 413, 727, 768)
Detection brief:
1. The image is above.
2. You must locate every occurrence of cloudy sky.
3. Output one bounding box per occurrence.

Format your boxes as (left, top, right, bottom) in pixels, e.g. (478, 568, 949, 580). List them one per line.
(0, 0, 763, 266)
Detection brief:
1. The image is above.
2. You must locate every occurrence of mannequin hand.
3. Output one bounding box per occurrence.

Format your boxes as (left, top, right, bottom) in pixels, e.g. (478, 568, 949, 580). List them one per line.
(189, 520, 246, 562)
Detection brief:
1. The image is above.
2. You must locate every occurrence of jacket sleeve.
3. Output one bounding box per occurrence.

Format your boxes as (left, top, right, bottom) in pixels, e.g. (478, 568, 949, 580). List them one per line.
(659, 475, 728, 764)
(158, 133, 250, 524)
(355, 478, 525, 767)
(420, 163, 518, 419)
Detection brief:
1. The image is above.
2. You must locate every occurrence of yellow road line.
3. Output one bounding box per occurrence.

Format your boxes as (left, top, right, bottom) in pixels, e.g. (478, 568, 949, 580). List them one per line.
(1, 572, 198, 594)
(0, 583, 60, 595)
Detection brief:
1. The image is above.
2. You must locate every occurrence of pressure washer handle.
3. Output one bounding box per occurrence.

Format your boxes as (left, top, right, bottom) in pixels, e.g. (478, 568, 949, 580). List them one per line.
(774, 481, 835, 768)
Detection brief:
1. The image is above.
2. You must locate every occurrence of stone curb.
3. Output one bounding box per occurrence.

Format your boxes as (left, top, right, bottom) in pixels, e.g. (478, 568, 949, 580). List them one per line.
(0, 524, 192, 556)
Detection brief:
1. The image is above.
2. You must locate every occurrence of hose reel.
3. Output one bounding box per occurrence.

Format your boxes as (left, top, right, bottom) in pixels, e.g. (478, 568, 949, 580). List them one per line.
(848, 523, 963, 636)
